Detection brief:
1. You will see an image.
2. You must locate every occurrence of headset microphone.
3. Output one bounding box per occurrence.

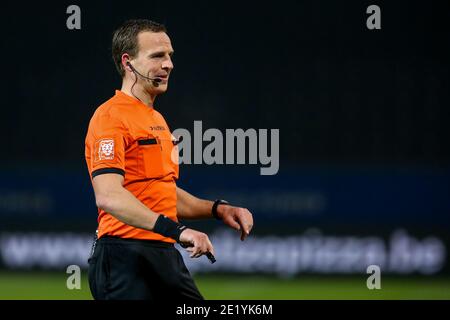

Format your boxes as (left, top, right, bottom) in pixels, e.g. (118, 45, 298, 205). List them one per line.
(126, 61, 162, 87)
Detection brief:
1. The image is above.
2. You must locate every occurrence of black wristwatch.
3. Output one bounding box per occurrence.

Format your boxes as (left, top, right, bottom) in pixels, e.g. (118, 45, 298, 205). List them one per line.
(212, 199, 229, 220)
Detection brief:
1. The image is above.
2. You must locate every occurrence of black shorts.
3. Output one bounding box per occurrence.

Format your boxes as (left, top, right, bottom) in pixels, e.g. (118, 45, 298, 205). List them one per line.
(88, 235, 203, 300)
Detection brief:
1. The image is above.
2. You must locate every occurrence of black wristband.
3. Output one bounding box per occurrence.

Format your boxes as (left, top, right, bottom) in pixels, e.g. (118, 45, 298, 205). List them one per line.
(153, 215, 187, 242)
(212, 199, 229, 220)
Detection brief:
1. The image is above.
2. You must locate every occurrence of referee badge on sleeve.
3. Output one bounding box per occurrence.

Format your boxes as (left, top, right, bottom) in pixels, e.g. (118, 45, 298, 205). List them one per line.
(95, 139, 115, 161)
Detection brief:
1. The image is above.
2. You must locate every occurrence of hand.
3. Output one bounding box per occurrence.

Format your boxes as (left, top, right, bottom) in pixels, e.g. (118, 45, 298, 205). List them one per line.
(216, 205, 254, 241)
(178, 228, 215, 258)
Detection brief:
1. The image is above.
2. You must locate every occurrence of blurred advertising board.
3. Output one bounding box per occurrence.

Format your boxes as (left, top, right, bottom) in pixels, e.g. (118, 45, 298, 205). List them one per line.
(0, 166, 448, 275)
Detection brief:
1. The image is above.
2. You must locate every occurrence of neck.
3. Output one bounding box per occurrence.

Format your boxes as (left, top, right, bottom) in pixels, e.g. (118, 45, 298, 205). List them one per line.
(121, 77, 156, 107)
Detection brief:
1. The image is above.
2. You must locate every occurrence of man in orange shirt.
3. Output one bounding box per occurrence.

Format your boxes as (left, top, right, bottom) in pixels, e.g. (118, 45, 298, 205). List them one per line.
(85, 19, 253, 300)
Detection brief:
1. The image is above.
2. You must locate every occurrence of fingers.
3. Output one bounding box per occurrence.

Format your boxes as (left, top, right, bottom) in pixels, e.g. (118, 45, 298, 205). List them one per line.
(239, 220, 252, 240)
(222, 208, 253, 241)
(183, 230, 214, 259)
(235, 208, 253, 241)
(227, 218, 241, 231)
(223, 207, 254, 239)
(241, 228, 247, 241)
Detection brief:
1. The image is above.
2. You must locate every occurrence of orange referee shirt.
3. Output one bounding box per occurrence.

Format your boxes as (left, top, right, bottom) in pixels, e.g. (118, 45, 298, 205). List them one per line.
(85, 90, 179, 243)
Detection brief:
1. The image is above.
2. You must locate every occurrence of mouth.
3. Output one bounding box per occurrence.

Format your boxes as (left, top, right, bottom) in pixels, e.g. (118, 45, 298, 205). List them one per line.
(154, 76, 168, 85)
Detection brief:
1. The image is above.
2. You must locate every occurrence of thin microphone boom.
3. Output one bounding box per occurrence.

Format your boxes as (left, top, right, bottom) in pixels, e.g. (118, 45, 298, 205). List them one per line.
(127, 62, 162, 87)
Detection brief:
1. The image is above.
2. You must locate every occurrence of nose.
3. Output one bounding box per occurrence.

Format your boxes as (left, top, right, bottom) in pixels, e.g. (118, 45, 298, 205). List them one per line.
(162, 56, 174, 72)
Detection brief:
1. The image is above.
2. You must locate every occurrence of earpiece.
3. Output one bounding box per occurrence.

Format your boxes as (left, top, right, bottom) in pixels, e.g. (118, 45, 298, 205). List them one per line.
(126, 61, 132, 71)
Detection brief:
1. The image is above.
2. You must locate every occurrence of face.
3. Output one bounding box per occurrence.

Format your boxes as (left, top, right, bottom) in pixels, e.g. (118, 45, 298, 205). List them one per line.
(129, 31, 174, 95)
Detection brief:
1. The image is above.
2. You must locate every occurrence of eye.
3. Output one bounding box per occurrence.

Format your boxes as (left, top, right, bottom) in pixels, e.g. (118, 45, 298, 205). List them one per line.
(151, 53, 164, 59)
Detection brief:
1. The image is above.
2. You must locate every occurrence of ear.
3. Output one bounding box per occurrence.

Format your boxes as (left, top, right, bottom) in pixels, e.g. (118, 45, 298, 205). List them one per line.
(121, 53, 132, 72)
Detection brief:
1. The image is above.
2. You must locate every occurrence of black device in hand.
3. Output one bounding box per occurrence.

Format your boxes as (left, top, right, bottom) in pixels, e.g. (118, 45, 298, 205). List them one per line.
(205, 252, 216, 264)
(179, 242, 216, 264)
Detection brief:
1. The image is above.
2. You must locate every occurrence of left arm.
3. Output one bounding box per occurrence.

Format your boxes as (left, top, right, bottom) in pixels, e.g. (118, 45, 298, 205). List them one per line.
(176, 186, 214, 220)
(176, 186, 254, 241)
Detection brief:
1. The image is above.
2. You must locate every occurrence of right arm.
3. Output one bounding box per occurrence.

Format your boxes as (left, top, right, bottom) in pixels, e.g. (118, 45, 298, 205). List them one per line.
(92, 173, 215, 257)
(92, 173, 159, 231)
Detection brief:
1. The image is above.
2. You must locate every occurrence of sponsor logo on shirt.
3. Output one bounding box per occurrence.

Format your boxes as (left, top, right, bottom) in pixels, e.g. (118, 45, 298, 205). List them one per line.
(150, 126, 166, 131)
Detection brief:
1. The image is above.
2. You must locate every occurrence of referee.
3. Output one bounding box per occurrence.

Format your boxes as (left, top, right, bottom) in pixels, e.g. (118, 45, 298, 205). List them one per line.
(84, 19, 253, 300)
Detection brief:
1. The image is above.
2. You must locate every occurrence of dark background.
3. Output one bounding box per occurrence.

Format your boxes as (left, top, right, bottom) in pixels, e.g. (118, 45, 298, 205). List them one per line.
(2, 0, 449, 167)
(0, 0, 449, 278)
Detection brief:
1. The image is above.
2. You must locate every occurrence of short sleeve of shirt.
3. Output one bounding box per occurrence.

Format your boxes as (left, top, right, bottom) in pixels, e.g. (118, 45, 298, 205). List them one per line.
(85, 113, 128, 179)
